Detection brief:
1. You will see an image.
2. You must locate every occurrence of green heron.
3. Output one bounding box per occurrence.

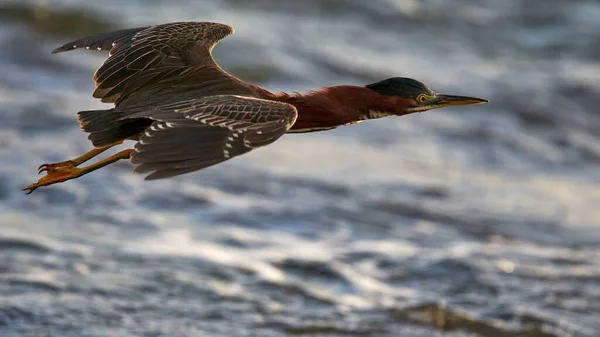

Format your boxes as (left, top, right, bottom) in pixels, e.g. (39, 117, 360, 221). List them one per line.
(24, 21, 488, 194)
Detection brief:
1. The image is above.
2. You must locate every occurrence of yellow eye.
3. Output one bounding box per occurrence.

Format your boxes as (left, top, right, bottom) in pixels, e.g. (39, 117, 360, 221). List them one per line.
(417, 94, 427, 103)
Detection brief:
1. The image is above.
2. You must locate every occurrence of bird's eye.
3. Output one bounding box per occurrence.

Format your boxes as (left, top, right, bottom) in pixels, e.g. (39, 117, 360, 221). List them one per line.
(417, 94, 427, 103)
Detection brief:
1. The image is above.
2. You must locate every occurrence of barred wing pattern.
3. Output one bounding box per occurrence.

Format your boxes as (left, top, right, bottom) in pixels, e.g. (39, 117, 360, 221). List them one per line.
(130, 95, 298, 180)
(53, 22, 235, 103)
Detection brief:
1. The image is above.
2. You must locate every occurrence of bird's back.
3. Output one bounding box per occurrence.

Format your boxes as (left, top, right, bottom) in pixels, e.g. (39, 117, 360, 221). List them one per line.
(114, 65, 260, 113)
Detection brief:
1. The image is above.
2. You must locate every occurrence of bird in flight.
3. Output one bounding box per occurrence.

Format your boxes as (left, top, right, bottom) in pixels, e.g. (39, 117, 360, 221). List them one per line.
(24, 21, 488, 194)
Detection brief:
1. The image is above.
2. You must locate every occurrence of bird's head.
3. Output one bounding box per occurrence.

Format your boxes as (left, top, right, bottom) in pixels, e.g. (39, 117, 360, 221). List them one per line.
(366, 77, 488, 114)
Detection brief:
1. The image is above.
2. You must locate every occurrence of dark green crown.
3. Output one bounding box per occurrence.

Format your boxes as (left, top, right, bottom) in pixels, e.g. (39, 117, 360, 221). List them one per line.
(366, 77, 434, 98)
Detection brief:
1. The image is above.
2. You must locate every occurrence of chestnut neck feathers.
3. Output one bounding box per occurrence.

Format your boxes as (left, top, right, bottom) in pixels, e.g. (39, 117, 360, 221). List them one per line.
(256, 85, 414, 133)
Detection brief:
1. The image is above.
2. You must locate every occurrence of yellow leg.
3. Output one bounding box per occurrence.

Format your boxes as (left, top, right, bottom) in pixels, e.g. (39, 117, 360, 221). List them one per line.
(24, 149, 133, 194)
(37, 141, 123, 174)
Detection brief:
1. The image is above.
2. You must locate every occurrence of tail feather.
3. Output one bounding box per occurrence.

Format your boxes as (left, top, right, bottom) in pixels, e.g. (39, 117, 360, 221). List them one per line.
(77, 109, 151, 147)
(77, 109, 116, 132)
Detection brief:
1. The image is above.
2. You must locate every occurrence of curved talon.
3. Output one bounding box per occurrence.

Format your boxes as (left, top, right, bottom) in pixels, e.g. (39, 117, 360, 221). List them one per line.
(24, 168, 80, 194)
(22, 186, 35, 195)
(23, 182, 42, 195)
(38, 161, 75, 175)
(22, 184, 42, 195)
(38, 164, 49, 175)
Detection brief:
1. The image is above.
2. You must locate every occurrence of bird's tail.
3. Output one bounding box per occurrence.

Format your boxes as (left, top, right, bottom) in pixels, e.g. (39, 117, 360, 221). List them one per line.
(77, 109, 151, 148)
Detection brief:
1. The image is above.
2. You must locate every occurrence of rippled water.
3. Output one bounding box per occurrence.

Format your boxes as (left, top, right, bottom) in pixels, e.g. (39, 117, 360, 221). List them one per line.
(1, 0, 599, 336)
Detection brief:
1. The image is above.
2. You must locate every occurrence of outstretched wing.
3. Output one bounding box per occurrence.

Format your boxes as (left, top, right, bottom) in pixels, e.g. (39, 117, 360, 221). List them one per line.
(52, 21, 235, 103)
(129, 95, 298, 180)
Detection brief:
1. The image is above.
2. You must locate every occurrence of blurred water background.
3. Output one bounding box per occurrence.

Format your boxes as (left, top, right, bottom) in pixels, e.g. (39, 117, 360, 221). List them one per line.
(1, 0, 600, 336)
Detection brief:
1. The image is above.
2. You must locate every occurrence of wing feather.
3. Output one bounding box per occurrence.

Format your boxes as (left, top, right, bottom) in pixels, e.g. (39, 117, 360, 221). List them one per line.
(51, 26, 149, 53)
(52, 21, 235, 103)
(129, 95, 298, 180)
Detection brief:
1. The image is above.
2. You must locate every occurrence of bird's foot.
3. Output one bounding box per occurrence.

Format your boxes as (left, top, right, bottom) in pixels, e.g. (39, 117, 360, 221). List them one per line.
(23, 166, 81, 195)
(37, 160, 76, 174)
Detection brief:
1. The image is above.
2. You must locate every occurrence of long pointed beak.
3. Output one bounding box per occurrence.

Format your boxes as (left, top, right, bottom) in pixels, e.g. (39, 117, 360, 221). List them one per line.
(433, 94, 489, 108)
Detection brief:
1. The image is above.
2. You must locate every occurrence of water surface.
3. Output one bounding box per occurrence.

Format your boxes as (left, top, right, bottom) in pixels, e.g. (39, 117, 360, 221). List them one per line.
(1, 0, 599, 336)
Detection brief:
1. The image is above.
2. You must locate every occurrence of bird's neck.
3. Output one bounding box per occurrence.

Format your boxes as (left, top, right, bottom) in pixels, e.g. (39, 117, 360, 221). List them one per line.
(255, 85, 414, 133)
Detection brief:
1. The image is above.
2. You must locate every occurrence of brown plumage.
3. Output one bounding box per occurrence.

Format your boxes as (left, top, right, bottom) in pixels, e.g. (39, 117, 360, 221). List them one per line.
(24, 21, 488, 194)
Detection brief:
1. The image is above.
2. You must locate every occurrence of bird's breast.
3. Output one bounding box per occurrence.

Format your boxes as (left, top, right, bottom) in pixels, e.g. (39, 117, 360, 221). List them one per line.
(360, 110, 392, 120)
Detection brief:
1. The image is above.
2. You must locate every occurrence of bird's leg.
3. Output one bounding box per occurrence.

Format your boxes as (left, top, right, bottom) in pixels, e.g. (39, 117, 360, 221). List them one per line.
(37, 141, 123, 174)
(24, 149, 133, 194)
